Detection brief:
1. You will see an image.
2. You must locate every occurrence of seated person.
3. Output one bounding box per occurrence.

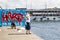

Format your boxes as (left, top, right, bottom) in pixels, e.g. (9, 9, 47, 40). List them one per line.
(11, 22, 16, 29)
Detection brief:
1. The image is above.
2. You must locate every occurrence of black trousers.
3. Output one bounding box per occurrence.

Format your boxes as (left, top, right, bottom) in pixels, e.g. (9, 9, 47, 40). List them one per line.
(25, 22, 31, 30)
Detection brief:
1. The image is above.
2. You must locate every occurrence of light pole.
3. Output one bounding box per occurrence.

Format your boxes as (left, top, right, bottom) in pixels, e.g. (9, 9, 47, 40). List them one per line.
(0, 1, 2, 9)
(26, 0, 27, 9)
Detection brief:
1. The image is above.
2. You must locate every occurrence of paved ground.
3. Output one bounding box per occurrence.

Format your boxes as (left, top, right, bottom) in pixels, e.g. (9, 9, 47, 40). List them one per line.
(0, 27, 43, 40)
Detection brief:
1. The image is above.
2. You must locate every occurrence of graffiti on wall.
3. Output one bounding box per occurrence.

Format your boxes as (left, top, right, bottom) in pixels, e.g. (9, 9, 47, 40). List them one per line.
(0, 9, 26, 26)
(2, 12, 24, 22)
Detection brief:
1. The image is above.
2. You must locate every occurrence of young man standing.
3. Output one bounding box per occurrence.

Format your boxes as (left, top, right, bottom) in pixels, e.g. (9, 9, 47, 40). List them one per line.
(25, 13, 32, 34)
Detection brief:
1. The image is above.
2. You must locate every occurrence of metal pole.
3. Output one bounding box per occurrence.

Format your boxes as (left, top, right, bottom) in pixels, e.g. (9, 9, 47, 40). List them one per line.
(26, 0, 27, 9)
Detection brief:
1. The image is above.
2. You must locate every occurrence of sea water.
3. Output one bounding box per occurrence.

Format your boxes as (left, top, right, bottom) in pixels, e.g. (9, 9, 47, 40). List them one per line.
(31, 21, 60, 40)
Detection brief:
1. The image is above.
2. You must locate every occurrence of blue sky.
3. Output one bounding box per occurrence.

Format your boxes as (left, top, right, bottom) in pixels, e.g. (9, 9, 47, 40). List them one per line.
(0, 0, 60, 9)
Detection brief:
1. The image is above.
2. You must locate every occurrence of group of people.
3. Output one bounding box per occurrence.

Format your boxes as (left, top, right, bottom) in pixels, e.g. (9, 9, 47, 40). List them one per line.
(11, 13, 32, 34)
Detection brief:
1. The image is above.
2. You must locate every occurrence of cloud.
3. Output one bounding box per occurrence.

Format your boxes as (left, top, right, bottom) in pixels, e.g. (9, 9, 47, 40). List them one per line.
(0, 0, 60, 9)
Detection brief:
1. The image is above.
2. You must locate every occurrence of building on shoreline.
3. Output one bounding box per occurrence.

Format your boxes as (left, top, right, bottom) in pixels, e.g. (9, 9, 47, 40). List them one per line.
(26, 8, 60, 21)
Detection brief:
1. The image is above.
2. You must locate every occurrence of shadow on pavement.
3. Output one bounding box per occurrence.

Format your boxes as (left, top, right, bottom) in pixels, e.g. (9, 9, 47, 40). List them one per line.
(8, 33, 26, 35)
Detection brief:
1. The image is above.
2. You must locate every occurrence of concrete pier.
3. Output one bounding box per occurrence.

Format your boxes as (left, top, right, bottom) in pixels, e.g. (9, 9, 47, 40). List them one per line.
(0, 27, 43, 40)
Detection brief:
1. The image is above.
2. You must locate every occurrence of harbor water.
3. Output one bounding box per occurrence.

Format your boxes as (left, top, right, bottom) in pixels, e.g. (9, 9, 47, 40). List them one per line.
(31, 21, 60, 40)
